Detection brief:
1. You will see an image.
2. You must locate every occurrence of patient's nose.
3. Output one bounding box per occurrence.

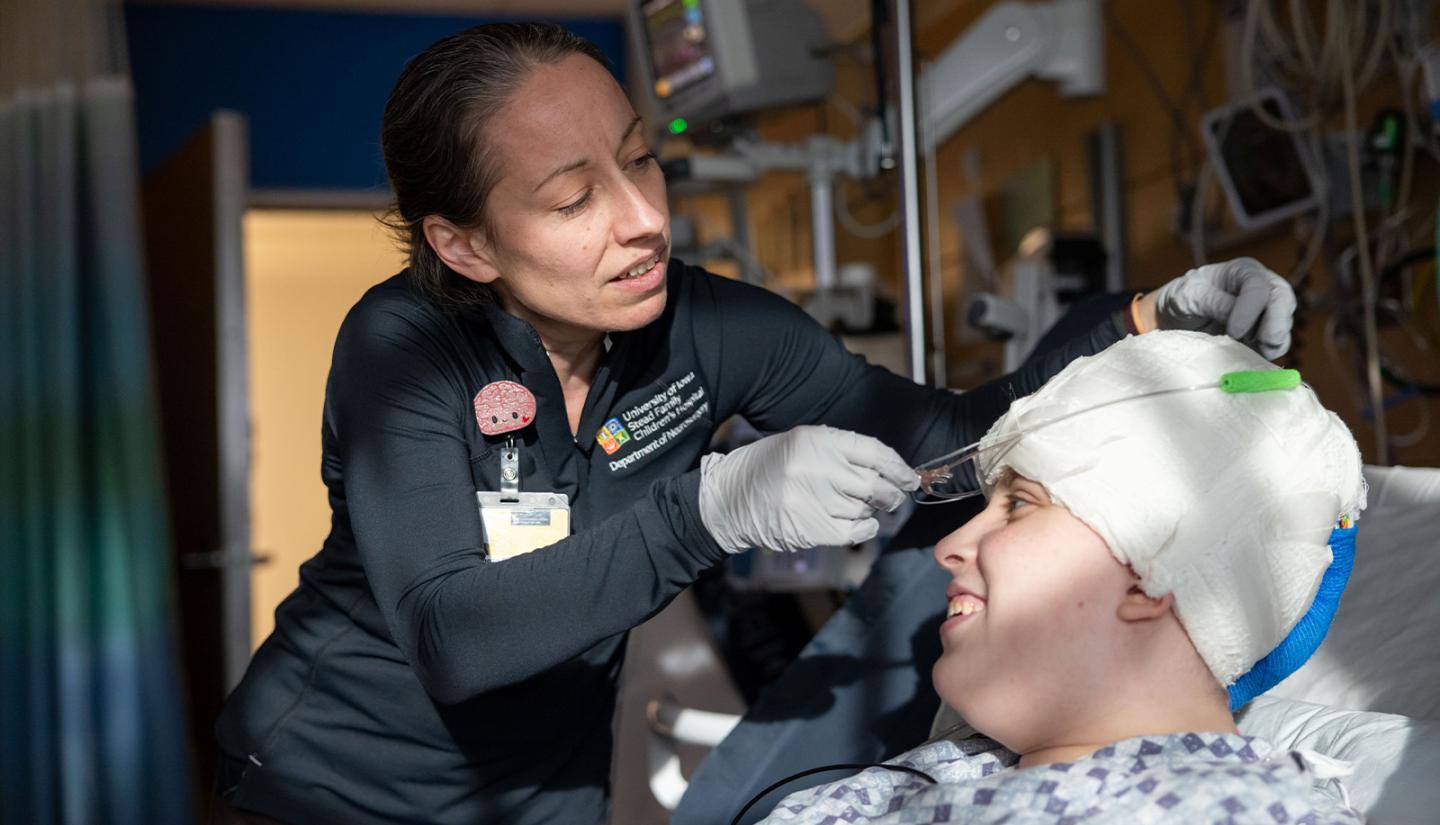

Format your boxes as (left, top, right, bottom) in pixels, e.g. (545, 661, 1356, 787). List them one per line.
(933, 527, 976, 571)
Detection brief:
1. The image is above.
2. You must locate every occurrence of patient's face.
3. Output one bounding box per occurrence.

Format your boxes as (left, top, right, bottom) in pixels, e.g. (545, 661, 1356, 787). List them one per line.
(931, 471, 1139, 752)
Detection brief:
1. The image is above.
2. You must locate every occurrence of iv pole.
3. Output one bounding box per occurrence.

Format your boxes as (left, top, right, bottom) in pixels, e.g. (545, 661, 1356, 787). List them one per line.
(893, 0, 927, 383)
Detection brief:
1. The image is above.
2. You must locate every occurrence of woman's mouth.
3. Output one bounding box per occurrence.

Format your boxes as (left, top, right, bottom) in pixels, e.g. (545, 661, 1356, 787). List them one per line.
(616, 252, 661, 280)
(608, 252, 666, 293)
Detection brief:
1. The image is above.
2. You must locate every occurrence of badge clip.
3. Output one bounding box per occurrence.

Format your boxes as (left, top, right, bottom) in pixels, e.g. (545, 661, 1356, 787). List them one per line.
(472, 381, 569, 560)
(500, 435, 520, 499)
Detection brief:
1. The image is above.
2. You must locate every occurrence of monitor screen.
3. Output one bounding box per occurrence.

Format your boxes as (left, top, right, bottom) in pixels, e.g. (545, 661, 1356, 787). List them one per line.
(640, 0, 716, 100)
(1208, 97, 1315, 221)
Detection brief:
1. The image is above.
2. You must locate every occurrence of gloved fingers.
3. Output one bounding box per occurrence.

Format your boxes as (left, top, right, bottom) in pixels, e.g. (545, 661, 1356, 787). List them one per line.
(830, 465, 909, 514)
(790, 513, 879, 549)
(1173, 281, 1234, 331)
(820, 488, 873, 520)
(1208, 257, 1267, 290)
(845, 516, 881, 546)
(1255, 333, 1290, 361)
(825, 429, 919, 491)
(1223, 266, 1276, 341)
(1253, 280, 1297, 359)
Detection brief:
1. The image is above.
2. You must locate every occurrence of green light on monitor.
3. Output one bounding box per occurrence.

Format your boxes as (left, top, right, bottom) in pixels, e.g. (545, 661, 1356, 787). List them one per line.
(668, 118, 688, 135)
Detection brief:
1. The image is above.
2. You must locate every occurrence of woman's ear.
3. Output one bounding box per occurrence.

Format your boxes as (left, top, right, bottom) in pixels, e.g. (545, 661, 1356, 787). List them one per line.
(422, 215, 500, 285)
(1117, 585, 1173, 623)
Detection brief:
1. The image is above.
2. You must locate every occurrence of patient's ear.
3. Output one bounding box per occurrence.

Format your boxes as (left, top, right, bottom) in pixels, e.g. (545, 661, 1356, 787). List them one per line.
(1117, 585, 1173, 623)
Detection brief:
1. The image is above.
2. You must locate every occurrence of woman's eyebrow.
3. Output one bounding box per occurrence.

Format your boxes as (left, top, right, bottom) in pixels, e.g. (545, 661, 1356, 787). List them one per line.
(533, 158, 588, 192)
(532, 116, 644, 193)
(618, 114, 643, 144)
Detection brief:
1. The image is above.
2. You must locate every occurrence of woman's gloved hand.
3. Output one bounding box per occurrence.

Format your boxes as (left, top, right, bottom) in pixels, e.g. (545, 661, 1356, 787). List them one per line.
(1139, 257, 1298, 359)
(699, 425, 919, 554)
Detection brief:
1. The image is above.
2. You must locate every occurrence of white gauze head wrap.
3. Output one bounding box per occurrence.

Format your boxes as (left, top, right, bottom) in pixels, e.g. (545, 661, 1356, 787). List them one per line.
(977, 330, 1366, 685)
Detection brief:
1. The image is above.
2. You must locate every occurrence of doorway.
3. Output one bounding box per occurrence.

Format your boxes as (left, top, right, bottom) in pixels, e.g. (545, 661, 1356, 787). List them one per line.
(244, 209, 405, 644)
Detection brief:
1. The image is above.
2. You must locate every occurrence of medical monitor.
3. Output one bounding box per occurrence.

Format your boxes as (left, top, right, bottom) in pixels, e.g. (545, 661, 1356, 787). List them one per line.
(641, 0, 720, 100)
(630, 0, 832, 128)
(1201, 90, 1322, 230)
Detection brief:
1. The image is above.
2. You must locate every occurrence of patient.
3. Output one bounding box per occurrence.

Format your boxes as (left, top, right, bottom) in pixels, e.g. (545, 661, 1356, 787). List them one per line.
(758, 331, 1367, 824)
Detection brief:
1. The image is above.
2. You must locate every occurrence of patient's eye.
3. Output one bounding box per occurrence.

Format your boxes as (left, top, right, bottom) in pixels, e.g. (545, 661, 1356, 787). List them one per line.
(1007, 477, 1050, 512)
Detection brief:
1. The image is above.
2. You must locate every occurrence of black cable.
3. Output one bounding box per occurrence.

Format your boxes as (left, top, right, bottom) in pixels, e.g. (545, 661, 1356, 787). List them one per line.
(729, 761, 938, 825)
(1379, 247, 1435, 285)
(1176, 0, 1223, 121)
(869, 0, 891, 152)
(1380, 362, 1440, 395)
(1376, 246, 1440, 394)
(1104, 0, 1222, 230)
(1104, 1, 1190, 178)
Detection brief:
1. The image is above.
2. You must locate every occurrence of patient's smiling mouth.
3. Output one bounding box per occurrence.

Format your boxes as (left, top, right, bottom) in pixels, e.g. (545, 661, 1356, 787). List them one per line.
(943, 582, 987, 633)
(947, 593, 987, 619)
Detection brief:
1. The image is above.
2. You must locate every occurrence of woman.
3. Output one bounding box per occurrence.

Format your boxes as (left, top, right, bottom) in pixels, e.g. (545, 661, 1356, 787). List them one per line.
(213, 23, 1298, 825)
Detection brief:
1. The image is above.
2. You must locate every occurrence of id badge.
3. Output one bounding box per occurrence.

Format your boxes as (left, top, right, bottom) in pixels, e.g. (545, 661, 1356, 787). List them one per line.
(477, 491, 571, 561)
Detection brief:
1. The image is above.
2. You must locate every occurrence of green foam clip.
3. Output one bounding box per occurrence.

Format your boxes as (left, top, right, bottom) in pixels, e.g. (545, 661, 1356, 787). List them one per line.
(1220, 369, 1301, 393)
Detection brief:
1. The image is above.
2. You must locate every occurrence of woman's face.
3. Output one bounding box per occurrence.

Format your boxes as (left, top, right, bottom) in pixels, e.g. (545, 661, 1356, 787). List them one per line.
(931, 471, 1139, 753)
(471, 54, 670, 343)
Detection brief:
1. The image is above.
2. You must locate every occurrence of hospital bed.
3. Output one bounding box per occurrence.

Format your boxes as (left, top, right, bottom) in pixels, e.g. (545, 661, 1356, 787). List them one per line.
(648, 464, 1440, 824)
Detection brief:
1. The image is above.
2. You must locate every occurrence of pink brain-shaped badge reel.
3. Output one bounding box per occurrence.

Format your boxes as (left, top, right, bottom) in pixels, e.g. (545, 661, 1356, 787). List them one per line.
(473, 380, 536, 436)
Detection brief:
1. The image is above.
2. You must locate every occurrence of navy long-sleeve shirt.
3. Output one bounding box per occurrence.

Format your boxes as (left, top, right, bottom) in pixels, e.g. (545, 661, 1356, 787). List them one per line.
(215, 261, 1126, 824)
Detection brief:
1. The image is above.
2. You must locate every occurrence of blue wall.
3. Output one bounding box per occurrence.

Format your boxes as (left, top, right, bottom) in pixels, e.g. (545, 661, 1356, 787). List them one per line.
(125, 4, 626, 190)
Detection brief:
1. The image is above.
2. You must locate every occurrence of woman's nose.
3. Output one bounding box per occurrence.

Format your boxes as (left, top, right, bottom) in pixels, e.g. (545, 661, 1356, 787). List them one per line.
(614, 177, 665, 242)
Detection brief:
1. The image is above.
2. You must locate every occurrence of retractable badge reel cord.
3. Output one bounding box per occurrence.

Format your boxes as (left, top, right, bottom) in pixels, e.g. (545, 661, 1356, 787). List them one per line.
(727, 370, 1358, 824)
(473, 381, 571, 560)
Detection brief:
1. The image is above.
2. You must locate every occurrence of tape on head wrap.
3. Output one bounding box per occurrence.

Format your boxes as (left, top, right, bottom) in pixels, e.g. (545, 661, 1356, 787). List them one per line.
(976, 331, 1367, 686)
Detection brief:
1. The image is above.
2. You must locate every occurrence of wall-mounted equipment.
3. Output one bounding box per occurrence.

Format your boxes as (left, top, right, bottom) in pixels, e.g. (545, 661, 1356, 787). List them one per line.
(1201, 89, 1324, 231)
(630, 0, 833, 130)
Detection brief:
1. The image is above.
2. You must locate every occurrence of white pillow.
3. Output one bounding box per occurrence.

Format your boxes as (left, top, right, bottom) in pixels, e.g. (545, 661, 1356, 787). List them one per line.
(1237, 695, 1440, 825)
(1269, 465, 1440, 720)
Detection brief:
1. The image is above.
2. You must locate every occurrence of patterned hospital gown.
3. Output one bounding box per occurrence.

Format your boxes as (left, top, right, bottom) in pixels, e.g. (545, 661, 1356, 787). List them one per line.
(756, 732, 1363, 824)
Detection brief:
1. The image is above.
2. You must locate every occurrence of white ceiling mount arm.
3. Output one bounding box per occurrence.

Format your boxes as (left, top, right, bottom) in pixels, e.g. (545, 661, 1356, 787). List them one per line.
(733, 135, 864, 291)
(1044, 0, 1105, 96)
(921, 0, 1103, 152)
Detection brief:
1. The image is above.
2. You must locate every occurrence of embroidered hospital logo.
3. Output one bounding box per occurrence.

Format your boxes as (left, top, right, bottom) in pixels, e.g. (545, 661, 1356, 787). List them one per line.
(596, 418, 631, 455)
(604, 371, 708, 473)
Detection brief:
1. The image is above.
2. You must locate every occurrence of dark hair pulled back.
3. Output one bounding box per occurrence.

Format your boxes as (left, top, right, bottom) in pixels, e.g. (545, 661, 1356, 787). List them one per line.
(380, 23, 610, 309)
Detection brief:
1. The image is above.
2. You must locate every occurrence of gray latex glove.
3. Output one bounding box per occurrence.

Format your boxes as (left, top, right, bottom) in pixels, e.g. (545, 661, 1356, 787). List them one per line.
(699, 425, 919, 554)
(1152, 257, 1297, 359)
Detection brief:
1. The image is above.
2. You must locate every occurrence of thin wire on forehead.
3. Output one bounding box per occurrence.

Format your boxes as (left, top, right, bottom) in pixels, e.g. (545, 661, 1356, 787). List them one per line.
(913, 382, 1224, 505)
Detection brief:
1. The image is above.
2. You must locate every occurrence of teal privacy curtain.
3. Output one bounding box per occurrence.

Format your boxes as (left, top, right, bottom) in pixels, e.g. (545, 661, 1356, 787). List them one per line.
(0, 1, 194, 822)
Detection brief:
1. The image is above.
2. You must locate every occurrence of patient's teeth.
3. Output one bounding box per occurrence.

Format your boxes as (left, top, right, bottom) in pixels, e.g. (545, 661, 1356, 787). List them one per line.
(947, 595, 986, 619)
